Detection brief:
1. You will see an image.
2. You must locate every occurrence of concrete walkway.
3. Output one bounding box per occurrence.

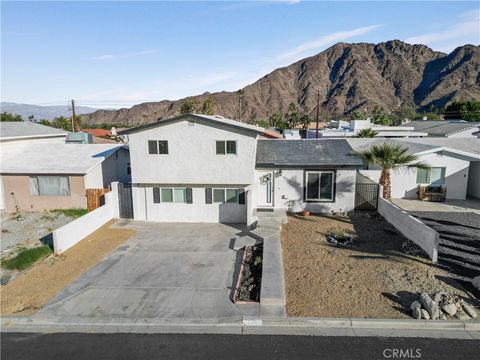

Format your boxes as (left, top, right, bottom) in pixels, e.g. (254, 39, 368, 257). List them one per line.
(35, 221, 260, 324)
(392, 198, 480, 215)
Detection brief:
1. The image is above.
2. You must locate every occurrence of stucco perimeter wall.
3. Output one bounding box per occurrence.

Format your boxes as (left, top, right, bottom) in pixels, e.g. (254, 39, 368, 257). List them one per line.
(2, 174, 87, 213)
(132, 185, 248, 223)
(53, 183, 120, 253)
(467, 161, 480, 199)
(378, 197, 439, 262)
(270, 169, 357, 213)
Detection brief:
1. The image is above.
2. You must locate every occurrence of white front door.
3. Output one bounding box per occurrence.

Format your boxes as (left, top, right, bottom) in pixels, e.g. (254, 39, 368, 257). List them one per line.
(258, 171, 274, 207)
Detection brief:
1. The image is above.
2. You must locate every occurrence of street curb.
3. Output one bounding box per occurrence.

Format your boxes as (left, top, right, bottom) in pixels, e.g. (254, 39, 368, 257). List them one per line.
(2, 316, 479, 338)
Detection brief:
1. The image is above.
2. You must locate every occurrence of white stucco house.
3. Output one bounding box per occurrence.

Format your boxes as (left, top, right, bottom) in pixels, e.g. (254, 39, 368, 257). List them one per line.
(120, 114, 364, 226)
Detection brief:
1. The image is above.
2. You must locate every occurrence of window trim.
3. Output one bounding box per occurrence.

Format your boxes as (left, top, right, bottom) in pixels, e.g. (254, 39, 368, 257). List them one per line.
(416, 167, 445, 185)
(215, 140, 238, 156)
(147, 140, 169, 155)
(303, 170, 336, 203)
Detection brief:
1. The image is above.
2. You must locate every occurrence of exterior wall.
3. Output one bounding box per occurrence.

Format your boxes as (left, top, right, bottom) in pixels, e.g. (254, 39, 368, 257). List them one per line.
(132, 185, 247, 223)
(128, 117, 258, 185)
(362, 152, 470, 200)
(264, 168, 357, 213)
(0, 176, 4, 210)
(84, 148, 131, 189)
(467, 161, 480, 199)
(2, 174, 87, 212)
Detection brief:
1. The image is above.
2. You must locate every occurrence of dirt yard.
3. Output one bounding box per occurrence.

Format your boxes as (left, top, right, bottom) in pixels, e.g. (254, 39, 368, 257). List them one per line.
(0, 220, 134, 315)
(281, 212, 477, 319)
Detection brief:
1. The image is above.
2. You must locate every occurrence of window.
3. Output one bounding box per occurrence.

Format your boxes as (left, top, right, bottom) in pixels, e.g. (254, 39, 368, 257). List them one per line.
(216, 140, 237, 155)
(211, 188, 241, 204)
(148, 140, 168, 154)
(416, 167, 445, 185)
(30, 176, 70, 196)
(153, 187, 192, 203)
(305, 171, 335, 201)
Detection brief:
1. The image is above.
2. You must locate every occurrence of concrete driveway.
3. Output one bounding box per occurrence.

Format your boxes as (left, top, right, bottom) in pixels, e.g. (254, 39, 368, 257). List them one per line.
(37, 221, 258, 324)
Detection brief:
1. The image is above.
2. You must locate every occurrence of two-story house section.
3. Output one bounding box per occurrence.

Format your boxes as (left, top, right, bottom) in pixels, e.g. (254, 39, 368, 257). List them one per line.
(120, 114, 272, 224)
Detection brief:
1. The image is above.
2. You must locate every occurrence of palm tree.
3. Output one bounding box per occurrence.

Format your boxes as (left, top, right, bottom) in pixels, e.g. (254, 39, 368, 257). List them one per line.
(353, 142, 427, 200)
(354, 128, 378, 138)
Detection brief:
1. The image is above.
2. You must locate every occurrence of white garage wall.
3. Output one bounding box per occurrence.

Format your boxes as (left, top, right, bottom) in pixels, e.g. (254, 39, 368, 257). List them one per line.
(132, 185, 247, 223)
(268, 169, 357, 213)
(467, 161, 480, 199)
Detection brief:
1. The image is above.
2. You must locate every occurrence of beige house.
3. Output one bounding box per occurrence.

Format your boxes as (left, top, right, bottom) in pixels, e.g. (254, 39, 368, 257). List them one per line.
(0, 142, 130, 213)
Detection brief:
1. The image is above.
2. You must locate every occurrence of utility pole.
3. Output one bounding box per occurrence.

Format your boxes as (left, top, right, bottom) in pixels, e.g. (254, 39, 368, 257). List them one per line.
(71, 99, 76, 132)
(315, 90, 320, 138)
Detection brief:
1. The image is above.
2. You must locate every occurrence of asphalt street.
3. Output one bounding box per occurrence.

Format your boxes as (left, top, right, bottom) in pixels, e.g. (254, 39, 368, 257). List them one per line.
(1, 333, 478, 360)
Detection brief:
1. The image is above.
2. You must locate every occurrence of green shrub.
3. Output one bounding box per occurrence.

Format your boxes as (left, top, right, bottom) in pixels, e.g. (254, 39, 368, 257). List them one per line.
(2, 246, 53, 271)
(51, 208, 88, 218)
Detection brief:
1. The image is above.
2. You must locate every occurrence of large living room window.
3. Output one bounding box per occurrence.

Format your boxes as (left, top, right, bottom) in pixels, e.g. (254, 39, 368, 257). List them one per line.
(148, 140, 168, 154)
(30, 176, 71, 196)
(416, 167, 445, 185)
(216, 140, 237, 155)
(305, 171, 335, 202)
(153, 187, 192, 203)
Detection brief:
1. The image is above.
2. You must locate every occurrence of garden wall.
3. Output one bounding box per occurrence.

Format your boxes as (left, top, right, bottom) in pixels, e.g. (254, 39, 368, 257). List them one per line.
(377, 197, 439, 262)
(52, 182, 120, 253)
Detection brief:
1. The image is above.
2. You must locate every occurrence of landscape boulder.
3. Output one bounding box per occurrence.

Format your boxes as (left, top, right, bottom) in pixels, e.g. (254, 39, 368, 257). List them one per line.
(442, 303, 457, 316)
(412, 307, 421, 320)
(462, 303, 477, 318)
(410, 301, 421, 310)
(420, 309, 430, 319)
(472, 276, 480, 292)
(419, 292, 440, 319)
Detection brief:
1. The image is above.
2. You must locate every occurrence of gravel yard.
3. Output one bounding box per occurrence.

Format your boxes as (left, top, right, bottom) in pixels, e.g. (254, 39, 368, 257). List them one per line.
(281, 212, 479, 319)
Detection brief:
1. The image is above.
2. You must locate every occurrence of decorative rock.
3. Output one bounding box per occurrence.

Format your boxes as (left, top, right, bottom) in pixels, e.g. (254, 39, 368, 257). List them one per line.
(412, 307, 421, 320)
(455, 312, 471, 320)
(442, 303, 457, 316)
(439, 314, 447, 320)
(433, 291, 446, 303)
(410, 300, 421, 310)
(473, 276, 480, 292)
(462, 304, 478, 318)
(419, 292, 440, 319)
(420, 309, 430, 319)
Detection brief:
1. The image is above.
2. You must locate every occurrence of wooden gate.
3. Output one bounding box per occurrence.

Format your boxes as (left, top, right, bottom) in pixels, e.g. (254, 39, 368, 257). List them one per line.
(355, 183, 379, 210)
(118, 183, 134, 219)
(86, 188, 110, 212)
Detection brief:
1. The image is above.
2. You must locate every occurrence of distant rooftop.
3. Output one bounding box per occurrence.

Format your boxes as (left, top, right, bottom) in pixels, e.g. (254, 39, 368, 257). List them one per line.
(398, 120, 480, 136)
(1, 143, 125, 174)
(0, 121, 67, 140)
(256, 139, 363, 168)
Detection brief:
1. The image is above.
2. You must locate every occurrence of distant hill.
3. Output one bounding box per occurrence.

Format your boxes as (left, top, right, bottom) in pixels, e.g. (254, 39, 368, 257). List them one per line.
(80, 40, 480, 126)
(0, 102, 98, 120)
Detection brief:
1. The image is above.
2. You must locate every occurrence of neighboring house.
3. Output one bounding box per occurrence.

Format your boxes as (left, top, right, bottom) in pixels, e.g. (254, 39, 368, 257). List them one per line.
(0, 143, 130, 212)
(317, 119, 428, 138)
(0, 121, 67, 144)
(120, 114, 363, 226)
(398, 120, 480, 138)
(347, 138, 480, 200)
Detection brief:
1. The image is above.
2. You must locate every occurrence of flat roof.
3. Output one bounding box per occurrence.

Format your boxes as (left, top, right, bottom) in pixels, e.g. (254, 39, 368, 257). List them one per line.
(398, 120, 480, 136)
(256, 139, 363, 168)
(0, 121, 67, 140)
(0, 143, 126, 175)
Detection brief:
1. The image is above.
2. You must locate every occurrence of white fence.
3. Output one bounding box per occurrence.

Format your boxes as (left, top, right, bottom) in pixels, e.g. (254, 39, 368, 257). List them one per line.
(53, 182, 120, 254)
(377, 197, 439, 262)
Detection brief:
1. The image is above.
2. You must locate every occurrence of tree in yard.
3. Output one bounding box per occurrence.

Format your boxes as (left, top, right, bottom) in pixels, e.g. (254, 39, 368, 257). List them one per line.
(300, 114, 311, 129)
(178, 98, 199, 115)
(354, 128, 378, 138)
(444, 100, 480, 121)
(284, 102, 301, 129)
(268, 112, 285, 129)
(256, 119, 270, 128)
(353, 142, 427, 200)
(349, 110, 366, 120)
(1, 112, 23, 122)
(200, 97, 215, 115)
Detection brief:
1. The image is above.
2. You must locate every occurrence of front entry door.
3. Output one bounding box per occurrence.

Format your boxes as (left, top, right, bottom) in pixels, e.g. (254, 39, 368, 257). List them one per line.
(258, 171, 274, 207)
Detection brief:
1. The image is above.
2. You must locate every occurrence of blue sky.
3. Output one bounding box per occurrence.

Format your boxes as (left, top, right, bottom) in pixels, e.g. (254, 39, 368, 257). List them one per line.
(1, 1, 479, 109)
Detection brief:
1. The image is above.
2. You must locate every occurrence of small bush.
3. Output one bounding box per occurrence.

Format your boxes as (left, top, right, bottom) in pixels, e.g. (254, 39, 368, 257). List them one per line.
(51, 208, 88, 218)
(2, 246, 53, 271)
(325, 228, 355, 245)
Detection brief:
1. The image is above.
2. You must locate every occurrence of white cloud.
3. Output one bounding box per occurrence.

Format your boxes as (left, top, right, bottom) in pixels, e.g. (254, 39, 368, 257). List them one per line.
(89, 49, 159, 61)
(406, 9, 479, 52)
(264, 24, 383, 63)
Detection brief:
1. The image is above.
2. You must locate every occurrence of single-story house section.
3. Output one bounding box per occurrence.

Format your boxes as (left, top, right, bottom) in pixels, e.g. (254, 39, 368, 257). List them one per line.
(255, 139, 363, 213)
(0, 121, 67, 144)
(119, 114, 363, 226)
(398, 120, 480, 138)
(347, 138, 480, 200)
(0, 143, 130, 212)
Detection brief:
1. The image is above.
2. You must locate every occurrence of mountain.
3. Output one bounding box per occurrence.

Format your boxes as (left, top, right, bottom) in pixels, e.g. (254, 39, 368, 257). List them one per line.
(81, 40, 480, 126)
(0, 102, 99, 120)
